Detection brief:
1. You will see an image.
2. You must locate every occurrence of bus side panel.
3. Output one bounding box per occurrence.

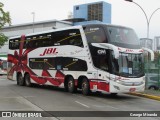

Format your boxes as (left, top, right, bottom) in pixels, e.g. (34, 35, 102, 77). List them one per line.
(97, 81, 109, 92)
(89, 80, 110, 92)
(28, 69, 65, 86)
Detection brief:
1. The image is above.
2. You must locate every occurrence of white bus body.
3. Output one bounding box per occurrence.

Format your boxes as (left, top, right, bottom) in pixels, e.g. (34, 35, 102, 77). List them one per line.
(7, 24, 154, 95)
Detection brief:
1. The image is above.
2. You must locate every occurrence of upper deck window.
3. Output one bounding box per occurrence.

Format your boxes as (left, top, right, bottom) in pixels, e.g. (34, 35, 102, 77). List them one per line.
(83, 26, 107, 44)
(26, 29, 83, 48)
(9, 38, 20, 50)
(9, 29, 83, 50)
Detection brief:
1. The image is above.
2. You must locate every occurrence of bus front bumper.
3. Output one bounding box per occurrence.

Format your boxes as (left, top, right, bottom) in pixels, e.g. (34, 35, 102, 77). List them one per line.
(110, 81, 145, 93)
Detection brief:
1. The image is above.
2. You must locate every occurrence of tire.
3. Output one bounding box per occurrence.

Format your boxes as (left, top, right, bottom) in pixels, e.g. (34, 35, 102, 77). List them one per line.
(17, 73, 24, 86)
(81, 78, 90, 95)
(67, 76, 76, 93)
(149, 86, 158, 90)
(24, 74, 32, 87)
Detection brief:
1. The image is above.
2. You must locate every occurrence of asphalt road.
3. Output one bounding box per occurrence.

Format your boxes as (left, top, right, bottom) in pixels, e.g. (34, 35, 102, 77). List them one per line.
(0, 75, 160, 120)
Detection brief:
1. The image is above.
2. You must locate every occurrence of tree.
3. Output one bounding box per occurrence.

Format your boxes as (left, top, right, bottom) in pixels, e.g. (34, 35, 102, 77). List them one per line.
(0, 2, 11, 48)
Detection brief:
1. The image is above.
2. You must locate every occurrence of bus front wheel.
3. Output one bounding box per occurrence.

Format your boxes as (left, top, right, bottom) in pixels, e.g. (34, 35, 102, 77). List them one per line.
(17, 73, 24, 86)
(82, 78, 90, 95)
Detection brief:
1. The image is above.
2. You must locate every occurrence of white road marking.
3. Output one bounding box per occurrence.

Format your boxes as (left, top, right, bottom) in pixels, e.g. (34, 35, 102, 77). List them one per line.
(75, 101, 90, 108)
(93, 105, 120, 110)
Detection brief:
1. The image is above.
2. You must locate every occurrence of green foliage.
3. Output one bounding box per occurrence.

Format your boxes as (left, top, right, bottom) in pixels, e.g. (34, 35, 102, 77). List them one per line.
(0, 2, 11, 48)
(0, 2, 11, 28)
(0, 33, 7, 47)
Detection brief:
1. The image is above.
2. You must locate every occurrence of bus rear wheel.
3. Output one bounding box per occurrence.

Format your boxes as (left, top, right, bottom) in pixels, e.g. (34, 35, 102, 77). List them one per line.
(82, 78, 90, 95)
(67, 76, 76, 93)
(149, 86, 158, 90)
(17, 73, 24, 86)
(24, 74, 32, 87)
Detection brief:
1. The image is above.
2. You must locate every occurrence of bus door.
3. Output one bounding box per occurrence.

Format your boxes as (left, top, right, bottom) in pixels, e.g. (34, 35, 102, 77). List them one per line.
(89, 45, 111, 91)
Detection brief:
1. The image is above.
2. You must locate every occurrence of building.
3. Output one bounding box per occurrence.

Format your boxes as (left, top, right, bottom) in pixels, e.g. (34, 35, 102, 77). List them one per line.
(140, 38, 153, 50)
(73, 1, 111, 25)
(140, 36, 160, 51)
(0, 20, 72, 54)
(153, 36, 160, 51)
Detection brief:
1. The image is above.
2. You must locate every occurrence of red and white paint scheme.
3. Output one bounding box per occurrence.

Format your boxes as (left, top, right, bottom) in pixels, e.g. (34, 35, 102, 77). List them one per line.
(7, 24, 154, 95)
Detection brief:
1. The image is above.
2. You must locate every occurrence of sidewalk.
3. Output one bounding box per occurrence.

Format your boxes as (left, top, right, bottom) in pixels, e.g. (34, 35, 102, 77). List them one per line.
(129, 90, 160, 101)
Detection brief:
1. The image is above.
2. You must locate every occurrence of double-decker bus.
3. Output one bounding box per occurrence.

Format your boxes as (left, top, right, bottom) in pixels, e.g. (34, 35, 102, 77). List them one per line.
(7, 24, 154, 95)
(0, 57, 7, 75)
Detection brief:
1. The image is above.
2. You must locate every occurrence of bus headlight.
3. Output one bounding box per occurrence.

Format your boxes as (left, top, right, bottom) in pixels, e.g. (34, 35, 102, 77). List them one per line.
(115, 80, 144, 86)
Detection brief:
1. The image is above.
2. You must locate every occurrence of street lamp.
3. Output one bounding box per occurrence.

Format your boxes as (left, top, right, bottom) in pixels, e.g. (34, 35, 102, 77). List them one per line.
(31, 12, 35, 33)
(125, 0, 160, 89)
(125, 0, 160, 38)
(148, 8, 160, 33)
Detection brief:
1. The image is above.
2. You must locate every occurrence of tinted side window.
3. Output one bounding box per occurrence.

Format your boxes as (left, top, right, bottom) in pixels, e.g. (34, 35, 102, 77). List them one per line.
(53, 29, 83, 47)
(90, 47, 110, 71)
(63, 58, 87, 71)
(56, 57, 87, 71)
(83, 26, 110, 72)
(25, 34, 52, 48)
(9, 38, 20, 50)
(25, 29, 83, 48)
(83, 26, 107, 44)
(29, 58, 55, 70)
(29, 58, 44, 69)
(43, 58, 55, 70)
(29, 57, 87, 71)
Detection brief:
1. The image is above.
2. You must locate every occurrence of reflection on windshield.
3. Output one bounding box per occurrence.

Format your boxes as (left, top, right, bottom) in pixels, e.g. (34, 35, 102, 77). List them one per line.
(107, 26, 140, 49)
(112, 52, 144, 77)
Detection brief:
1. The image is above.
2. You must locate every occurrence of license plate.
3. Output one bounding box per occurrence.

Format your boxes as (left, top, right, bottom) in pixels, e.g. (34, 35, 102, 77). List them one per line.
(129, 88, 136, 92)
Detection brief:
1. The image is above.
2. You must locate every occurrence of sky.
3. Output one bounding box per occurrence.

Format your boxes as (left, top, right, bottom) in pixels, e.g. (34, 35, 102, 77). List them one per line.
(1, 0, 160, 39)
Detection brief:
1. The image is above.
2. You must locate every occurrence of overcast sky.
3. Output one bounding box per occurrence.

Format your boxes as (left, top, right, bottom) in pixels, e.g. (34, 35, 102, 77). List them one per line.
(1, 0, 160, 39)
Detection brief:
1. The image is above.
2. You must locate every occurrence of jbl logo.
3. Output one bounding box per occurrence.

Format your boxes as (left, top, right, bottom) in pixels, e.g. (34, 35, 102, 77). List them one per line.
(40, 48, 58, 56)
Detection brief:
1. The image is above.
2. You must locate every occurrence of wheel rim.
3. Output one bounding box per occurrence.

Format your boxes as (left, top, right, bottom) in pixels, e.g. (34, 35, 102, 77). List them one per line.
(82, 81, 87, 91)
(68, 80, 73, 90)
(150, 87, 155, 90)
(19, 75, 23, 83)
(26, 77, 30, 85)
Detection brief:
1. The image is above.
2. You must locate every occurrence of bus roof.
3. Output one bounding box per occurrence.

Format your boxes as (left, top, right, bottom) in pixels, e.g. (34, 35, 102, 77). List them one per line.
(82, 23, 133, 30)
(9, 23, 133, 40)
(9, 25, 83, 40)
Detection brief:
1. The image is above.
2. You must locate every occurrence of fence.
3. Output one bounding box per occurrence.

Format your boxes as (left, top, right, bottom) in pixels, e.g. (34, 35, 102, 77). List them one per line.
(145, 51, 160, 90)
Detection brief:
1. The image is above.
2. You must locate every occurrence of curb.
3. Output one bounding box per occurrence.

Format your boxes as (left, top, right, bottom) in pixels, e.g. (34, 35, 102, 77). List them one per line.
(128, 92, 160, 101)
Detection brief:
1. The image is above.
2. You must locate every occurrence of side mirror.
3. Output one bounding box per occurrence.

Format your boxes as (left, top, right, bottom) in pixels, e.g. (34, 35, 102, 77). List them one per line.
(142, 47, 154, 61)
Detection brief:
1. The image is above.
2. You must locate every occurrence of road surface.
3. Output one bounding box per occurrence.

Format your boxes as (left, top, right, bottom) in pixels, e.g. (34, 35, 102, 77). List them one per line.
(0, 75, 160, 120)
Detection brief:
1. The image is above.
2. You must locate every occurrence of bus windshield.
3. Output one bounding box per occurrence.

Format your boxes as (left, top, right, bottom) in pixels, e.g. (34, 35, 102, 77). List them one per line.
(107, 26, 140, 49)
(112, 52, 144, 78)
